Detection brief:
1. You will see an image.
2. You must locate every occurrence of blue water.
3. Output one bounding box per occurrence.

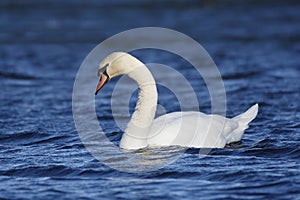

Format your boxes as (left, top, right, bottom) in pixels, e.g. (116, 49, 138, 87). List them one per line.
(1, 1, 300, 199)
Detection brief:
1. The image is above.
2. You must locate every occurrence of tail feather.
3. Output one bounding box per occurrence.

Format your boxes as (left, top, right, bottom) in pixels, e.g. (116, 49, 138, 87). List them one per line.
(233, 103, 259, 125)
(227, 104, 258, 143)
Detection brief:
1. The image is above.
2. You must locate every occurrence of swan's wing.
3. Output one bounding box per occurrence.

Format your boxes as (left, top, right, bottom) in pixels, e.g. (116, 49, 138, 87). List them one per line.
(148, 112, 238, 148)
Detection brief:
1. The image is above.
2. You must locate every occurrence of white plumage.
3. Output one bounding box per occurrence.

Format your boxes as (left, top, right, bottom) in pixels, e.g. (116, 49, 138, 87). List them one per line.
(95, 52, 258, 150)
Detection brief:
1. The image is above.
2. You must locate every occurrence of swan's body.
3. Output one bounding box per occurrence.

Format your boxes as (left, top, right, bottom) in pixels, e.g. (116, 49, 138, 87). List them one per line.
(95, 52, 258, 150)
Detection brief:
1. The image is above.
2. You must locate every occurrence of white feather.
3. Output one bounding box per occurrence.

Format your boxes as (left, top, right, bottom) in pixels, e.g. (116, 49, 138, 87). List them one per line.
(98, 52, 258, 150)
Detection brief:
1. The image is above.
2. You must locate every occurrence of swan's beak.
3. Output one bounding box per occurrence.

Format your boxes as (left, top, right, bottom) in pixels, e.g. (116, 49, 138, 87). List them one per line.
(95, 72, 109, 95)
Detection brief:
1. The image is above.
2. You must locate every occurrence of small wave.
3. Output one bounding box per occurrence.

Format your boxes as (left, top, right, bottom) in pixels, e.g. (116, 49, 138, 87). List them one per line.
(149, 170, 200, 179)
(243, 146, 300, 159)
(0, 71, 37, 80)
(77, 168, 115, 177)
(0, 131, 69, 146)
(222, 71, 260, 80)
(1, 165, 80, 177)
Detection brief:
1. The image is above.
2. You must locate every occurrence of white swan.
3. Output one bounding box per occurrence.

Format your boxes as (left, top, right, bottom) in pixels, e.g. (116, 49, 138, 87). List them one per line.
(95, 52, 258, 150)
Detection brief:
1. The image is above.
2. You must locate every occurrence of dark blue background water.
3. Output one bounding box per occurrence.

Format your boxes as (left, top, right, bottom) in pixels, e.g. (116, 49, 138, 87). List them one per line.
(1, 0, 299, 199)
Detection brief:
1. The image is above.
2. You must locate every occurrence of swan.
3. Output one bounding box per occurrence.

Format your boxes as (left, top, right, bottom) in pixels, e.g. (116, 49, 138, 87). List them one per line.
(95, 52, 258, 150)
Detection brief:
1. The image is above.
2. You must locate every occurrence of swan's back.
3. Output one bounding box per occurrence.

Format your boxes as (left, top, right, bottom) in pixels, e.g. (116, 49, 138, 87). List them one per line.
(148, 104, 258, 148)
(148, 112, 236, 148)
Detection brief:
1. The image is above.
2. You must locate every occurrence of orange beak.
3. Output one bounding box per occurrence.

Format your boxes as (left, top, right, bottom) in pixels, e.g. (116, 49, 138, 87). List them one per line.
(95, 72, 109, 95)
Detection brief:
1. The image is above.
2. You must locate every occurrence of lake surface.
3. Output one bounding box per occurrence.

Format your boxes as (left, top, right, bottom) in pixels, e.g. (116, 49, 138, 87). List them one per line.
(0, 0, 299, 199)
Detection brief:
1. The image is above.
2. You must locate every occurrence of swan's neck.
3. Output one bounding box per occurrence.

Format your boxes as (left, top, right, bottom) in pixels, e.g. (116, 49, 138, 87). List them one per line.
(120, 65, 158, 150)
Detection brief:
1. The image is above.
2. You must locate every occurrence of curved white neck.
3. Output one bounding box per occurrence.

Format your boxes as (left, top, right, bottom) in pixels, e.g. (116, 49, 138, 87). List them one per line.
(120, 64, 158, 150)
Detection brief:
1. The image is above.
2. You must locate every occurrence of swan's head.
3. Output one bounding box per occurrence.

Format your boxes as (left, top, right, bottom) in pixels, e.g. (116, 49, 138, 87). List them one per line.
(95, 52, 142, 95)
